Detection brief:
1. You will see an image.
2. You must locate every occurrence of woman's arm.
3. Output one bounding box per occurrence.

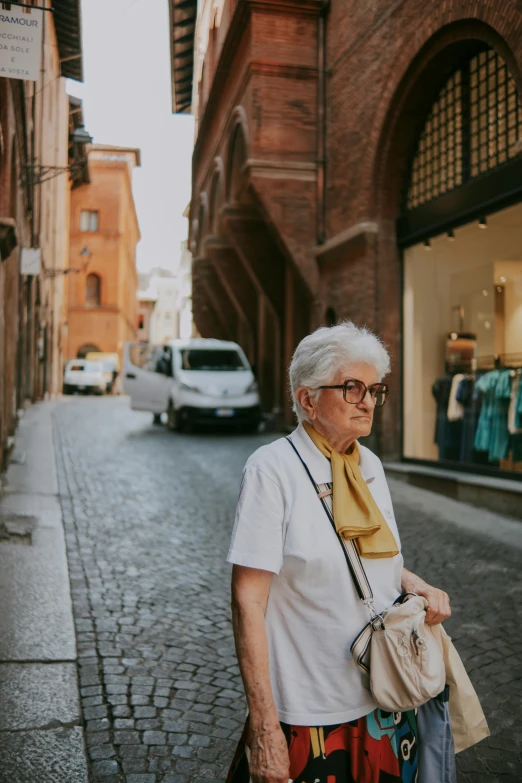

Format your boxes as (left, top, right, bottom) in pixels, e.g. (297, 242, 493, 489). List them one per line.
(231, 564, 289, 783)
(402, 567, 451, 625)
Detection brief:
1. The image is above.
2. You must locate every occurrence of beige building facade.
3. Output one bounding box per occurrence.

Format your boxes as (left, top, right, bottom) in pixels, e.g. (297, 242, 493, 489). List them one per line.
(0, 0, 84, 467)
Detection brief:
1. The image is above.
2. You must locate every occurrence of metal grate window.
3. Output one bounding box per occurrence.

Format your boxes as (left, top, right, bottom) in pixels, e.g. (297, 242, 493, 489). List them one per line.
(469, 50, 521, 176)
(406, 49, 522, 210)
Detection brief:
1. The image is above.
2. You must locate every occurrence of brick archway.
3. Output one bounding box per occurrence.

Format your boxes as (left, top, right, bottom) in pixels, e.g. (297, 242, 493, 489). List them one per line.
(372, 19, 522, 225)
(370, 18, 522, 459)
(226, 111, 250, 206)
(208, 158, 225, 237)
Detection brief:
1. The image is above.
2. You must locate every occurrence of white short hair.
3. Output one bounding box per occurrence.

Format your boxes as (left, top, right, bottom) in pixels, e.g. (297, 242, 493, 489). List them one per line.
(289, 321, 391, 422)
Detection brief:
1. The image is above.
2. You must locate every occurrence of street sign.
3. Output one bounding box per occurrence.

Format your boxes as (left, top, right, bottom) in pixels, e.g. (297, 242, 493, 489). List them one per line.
(0, 5, 43, 81)
(21, 247, 41, 275)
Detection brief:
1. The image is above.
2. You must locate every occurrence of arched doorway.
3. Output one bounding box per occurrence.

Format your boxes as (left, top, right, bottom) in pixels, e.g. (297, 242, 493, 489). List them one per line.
(77, 344, 101, 358)
(389, 44, 522, 477)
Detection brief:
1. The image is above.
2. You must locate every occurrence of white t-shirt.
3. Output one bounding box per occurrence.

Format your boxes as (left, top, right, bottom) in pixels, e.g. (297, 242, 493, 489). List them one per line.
(227, 423, 404, 726)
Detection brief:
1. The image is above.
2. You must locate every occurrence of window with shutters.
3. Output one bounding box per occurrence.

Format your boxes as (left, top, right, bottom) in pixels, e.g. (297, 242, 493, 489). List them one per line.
(80, 210, 99, 232)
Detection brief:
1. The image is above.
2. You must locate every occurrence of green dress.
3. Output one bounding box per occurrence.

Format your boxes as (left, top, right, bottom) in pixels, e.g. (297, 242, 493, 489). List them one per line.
(488, 371, 512, 463)
(473, 370, 501, 455)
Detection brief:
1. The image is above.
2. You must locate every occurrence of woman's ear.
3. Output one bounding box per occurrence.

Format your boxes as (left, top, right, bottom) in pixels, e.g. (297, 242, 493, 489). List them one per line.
(295, 386, 317, 420)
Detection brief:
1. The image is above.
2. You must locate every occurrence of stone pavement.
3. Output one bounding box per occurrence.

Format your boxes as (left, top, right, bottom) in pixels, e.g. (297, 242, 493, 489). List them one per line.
(3, 395, 522, 782)
(0, 403, 88, 782)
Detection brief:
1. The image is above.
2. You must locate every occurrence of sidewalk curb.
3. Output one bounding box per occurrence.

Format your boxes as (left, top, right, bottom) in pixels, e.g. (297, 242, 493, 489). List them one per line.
(0, 402, 89, 783)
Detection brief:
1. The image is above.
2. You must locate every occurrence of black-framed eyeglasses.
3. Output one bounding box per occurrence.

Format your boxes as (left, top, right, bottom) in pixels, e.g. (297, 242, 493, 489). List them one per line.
(317, 379, 389, 407)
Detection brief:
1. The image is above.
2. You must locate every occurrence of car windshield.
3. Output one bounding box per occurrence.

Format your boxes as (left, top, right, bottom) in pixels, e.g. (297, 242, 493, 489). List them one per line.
(179, 349, 247, 371)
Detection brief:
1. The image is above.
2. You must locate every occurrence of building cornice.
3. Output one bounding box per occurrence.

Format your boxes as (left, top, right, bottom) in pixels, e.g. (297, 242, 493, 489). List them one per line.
(315, 222, 379, 268)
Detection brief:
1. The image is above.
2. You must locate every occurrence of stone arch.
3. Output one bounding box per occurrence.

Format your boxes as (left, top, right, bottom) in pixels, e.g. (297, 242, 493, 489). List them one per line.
(208, 157, 225, 236)
(77, 343, 101, 358)
(226, 107, 250, 204)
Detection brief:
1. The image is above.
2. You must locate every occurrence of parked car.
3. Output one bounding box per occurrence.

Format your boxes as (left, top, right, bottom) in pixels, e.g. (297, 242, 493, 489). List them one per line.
(123, 339, 262, 432)
(86, 352, 120, 393)
(63, 360, 108, 395)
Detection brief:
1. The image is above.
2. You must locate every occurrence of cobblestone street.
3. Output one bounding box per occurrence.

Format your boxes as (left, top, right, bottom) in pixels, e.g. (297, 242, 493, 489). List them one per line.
(52, 396, 522, 783)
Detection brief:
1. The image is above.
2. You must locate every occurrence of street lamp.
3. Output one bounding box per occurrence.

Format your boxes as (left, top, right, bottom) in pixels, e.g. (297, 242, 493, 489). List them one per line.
(45, 246, 92, 279)
(71, 126, 93, 146)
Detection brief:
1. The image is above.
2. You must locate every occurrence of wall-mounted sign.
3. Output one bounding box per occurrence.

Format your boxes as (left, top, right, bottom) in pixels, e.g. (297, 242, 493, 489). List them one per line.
(21, 247, 41, 275)
(0, 5, 43, 81)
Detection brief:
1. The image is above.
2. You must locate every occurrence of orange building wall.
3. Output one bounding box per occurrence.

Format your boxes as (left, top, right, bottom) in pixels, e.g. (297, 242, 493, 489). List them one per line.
(66, 149, 140, 367)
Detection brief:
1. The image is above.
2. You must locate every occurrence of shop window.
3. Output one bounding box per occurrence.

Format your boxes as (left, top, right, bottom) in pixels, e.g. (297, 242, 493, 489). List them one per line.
(403, 205, 522, 474)
(406, 49, 522, 210)
(402, 48, 522, 476)
(80, 210, 99, 232)
(85, 273, 101, 307)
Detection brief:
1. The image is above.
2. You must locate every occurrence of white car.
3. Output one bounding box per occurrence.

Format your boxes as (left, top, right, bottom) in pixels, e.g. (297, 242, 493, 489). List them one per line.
(63, 360, 108, 395)
(123, 339, 262, 432)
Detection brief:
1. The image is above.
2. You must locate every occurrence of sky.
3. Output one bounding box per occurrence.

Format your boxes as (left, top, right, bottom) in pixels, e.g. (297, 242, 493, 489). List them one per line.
(67, 0, 195, 273)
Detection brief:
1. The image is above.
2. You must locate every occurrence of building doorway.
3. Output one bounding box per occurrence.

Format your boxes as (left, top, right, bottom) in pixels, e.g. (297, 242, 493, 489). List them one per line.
(77, 343, 101, 358)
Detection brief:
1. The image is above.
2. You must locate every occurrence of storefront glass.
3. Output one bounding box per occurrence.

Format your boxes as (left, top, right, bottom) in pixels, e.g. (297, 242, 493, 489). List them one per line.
(403, 204, 522, 473)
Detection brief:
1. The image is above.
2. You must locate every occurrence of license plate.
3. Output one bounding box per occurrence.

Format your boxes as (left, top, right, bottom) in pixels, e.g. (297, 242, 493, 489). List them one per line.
(215, 408, 235, 417)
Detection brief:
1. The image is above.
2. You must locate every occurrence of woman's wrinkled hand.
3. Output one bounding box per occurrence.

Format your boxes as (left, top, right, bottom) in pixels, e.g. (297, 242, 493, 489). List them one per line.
(249, 723, 290, 783)
(402, 567, 451, 626)
(417, 584, 451, 625)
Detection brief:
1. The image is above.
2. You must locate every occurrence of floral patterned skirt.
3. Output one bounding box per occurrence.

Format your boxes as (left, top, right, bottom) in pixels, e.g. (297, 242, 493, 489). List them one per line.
(227, 708, 419, 783)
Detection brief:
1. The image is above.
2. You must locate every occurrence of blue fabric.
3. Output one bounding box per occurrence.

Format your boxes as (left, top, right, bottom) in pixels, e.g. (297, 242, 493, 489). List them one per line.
(473, 371, 501, 454)
(456, 378, 484, 464)
(417, 688, 456, 783)
(432, 377, 462, 461)
(516, 377, 522, 430)
(489, 371, 512, 462)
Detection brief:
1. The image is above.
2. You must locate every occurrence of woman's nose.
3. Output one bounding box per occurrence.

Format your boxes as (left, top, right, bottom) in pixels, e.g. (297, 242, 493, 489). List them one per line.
(359, 390, 376, 410)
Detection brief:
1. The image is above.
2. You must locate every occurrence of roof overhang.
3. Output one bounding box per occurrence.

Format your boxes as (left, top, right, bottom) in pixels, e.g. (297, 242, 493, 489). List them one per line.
(168, 0, 197, 114)
(54, 0, 83, 82)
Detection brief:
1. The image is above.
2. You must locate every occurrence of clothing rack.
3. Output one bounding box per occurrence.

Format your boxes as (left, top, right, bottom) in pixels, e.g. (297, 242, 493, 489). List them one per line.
(444, 353, 522, 375)
(477, 353, 522, 370)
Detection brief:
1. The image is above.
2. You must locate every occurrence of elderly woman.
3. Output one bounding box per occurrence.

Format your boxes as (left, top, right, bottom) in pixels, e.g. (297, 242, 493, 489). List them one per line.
(226, 322, 451, 783)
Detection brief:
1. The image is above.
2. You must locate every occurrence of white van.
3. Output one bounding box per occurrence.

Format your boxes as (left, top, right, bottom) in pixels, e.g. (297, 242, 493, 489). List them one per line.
(123, 339, 262, 432)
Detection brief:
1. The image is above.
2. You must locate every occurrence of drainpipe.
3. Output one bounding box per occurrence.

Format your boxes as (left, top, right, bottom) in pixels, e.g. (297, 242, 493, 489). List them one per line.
(316, 0, 330, 246)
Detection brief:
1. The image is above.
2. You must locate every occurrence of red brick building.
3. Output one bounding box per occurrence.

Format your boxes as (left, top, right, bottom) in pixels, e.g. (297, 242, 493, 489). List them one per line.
(170, 0, 522, 489)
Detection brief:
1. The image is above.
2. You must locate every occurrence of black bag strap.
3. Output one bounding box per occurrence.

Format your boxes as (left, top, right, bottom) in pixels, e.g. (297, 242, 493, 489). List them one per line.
(286, 436, 374, 605)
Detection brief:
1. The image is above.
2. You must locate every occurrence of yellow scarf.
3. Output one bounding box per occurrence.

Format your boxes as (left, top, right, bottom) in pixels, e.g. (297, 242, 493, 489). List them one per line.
(303, 421, 399, 559)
